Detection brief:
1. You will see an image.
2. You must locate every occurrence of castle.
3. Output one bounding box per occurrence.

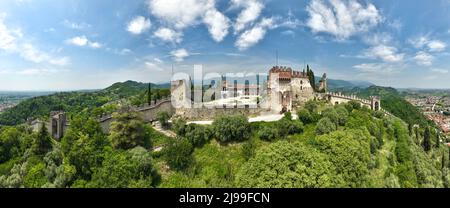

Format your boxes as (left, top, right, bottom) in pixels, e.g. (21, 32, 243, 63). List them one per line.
(171, 65, 381, 119)
(267, 66, 317, 112)
(31, 65, 382, 139)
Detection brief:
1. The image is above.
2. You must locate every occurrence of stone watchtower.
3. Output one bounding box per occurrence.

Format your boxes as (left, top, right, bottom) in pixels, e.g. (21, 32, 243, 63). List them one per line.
(50, 111, 66, 140)
(318, 73, 327, 92)
(370, 96, 381, 111)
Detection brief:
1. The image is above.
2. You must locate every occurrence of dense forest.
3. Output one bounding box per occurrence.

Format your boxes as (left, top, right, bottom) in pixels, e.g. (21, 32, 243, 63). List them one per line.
(340, 86, 434, 127)
(0, 81, 170, 126)
(0, 82, 448, 188)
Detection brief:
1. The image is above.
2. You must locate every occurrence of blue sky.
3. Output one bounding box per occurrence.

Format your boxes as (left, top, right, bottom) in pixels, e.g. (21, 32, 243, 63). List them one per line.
(1, 0, 450, 90)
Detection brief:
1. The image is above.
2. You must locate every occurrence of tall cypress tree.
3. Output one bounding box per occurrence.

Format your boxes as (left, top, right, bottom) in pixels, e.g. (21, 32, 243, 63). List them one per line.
(306, 65, 316, 91)
(147, 83, 152, 105)
(423, 127, 431, 152)
(408, 123, 413, 136)
(436, 131, 440, 148)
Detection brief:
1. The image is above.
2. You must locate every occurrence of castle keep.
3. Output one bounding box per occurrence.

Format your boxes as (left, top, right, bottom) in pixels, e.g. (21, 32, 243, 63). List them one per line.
(267, 66, 316, 112)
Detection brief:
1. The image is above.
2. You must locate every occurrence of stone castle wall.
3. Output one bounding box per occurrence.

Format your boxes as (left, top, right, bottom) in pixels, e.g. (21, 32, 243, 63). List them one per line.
(174, 106, 267, 120)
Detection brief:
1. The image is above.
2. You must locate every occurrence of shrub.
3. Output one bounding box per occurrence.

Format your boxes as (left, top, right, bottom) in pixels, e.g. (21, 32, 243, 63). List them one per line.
(315, 117, 336, 135)
(335, 106, 349, 126)
(322, 108, 339, 126)
(164, 138, 194, 171)
(258, 126, 279, 141)
(185, 124, 210, 148)
(212, 115, 250, 143)
(172, 118, 187, 136)
(242, 139, 256, 161)
(156, 111, 170, 129)
(109, 112, 151, 150)
(277, 119, 304, 138)
(298, 109, 314, 124)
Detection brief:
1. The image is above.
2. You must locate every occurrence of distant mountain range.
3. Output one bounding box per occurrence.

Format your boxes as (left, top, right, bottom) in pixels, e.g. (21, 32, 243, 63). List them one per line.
(319, 77, 375, 91)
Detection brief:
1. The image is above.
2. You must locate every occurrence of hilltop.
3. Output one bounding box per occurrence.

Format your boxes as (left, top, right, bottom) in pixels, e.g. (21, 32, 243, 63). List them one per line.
(0, 81, 170, 126)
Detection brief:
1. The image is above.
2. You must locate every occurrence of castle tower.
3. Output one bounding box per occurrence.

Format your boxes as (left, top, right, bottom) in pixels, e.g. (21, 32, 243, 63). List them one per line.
(318, 73, 327, 93)
(50, 111, 66, 140)
(370, 96, 381, 111)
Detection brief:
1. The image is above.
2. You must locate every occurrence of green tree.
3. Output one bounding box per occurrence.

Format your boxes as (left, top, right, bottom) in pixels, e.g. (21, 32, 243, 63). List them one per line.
(423, 127, 431, 152)
(298, 109, 314, 124)
(277, 118, 304, 138)
(89, 147, 155, 188)
(306, 65, 316, 91)
(242, 139, 256, 161)
(305, 100, 318, 113)
(258, 126, 279, 141)
(185, 124, 210, 147)
(172, 118, 187, 136)
(109, 112, 151, 150)
(316, 117, 336, 135)
(345, 100, 361, 112)
(212, 115, 250, 143)
(335, 106, 349, 126)
(314, 130, 371, 187)
(156, 111, 170, 129)
(236, 141, 340, 188)
(435, 132, 440, 149)
(23, 163, 47, 188)
(163, 138, 194, 171)
(0, 127, 21, 163)
(32, 125, 52, 155)
(147, 83, 152, 105)
(322, 108, 339, 127)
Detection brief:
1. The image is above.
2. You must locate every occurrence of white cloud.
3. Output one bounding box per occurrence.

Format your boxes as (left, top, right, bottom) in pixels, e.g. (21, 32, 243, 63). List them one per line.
(66, 36, 102, 49)
(354, 63, 395, 74)
(148, 0, 213, 29)
(148, 0, 230, 42)
(414, 51, 434, 66)
(62, 20, 91, 30)
(235, 18, 275, 51)
(281, 30, 295, 37)
(154, 27, 183, 43)
(145, 62, 164, 71)
(364, 45, 404, 63)
(353, 63, 404, 80)
(127, 16, 151, 35)
(66, 36, 88, 46)
(18, 68, 63, 76)
(427, 40, 446, 52)
(203, 9, 230, 42)
(170, 48, 190, 62)
(119, 48, 132, 55)
(232, 0, 264, 33)
(20, 44, 70, 66)
(409, 36, 447, 52)
(0, 14, 21, 51)
(0, 16, 70, 67)
(153, 58, 164, 64)
(89, 42, 102, 49)
(49, 57, 70, 66)
(431, 68, 448, 74)
(306, 0, 382, 40)
(363, 32, 393, 45)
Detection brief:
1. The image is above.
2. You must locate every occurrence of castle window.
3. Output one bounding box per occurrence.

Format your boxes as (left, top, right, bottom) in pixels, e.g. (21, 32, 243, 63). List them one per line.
(296, 94, 298, 99)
